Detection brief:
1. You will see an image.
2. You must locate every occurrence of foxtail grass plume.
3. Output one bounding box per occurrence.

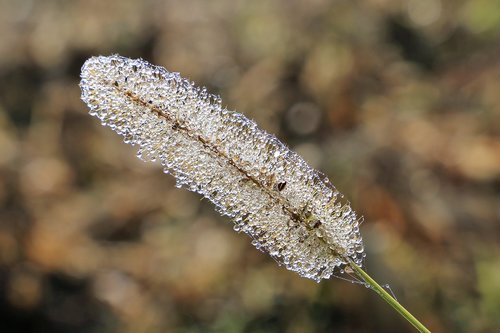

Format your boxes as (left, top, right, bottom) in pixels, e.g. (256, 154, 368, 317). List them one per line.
(80, 55, 432, 333)
(80, 55, 364, 282)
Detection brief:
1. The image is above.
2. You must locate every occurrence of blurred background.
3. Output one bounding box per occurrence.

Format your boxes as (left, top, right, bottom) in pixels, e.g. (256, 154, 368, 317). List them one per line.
(0, 0, 499, 332)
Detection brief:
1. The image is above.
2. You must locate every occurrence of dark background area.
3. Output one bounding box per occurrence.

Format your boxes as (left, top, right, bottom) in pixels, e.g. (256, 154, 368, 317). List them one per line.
(0, 0, 499, 332)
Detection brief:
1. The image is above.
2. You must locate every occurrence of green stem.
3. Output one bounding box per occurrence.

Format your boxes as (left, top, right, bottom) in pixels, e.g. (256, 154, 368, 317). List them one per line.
(347, 259, 431, 333)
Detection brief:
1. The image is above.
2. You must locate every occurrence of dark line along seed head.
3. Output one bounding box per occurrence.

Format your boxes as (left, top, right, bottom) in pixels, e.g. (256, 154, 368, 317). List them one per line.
(80, 55, 365, 282)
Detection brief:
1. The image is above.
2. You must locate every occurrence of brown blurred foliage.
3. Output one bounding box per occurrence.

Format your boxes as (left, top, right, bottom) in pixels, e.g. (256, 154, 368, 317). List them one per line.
(0, 0, 499, 332)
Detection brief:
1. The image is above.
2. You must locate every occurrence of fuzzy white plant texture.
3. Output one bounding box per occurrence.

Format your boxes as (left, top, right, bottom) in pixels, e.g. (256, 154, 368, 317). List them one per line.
(80, 55, 365, 282)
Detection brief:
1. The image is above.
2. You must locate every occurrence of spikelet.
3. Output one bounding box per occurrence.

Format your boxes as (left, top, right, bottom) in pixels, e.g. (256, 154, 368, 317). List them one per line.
(80, 55, 364, 282)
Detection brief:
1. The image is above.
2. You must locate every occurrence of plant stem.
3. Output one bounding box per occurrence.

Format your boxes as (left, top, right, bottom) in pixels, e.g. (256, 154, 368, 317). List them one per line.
(347, 259, 431, 333)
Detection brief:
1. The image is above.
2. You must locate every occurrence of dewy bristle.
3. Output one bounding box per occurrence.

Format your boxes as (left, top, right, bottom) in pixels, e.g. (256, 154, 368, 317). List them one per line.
(80, 55, 364, 282)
